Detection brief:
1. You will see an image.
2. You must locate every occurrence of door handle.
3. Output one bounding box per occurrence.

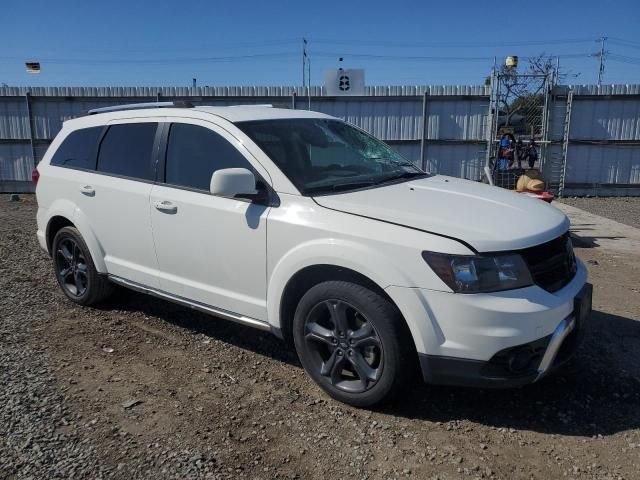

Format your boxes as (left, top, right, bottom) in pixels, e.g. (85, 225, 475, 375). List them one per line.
(154, 200, 178, 214)
(80, 185, 95, 196)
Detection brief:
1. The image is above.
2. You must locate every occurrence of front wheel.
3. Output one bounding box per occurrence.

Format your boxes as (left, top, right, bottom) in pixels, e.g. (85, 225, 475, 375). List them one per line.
(293, 280, 413, 407)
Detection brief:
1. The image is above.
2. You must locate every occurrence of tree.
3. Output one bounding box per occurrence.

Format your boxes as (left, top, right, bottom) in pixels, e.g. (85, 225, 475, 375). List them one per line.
(492, 54, 573, 136)
(527, 53, 580, 84)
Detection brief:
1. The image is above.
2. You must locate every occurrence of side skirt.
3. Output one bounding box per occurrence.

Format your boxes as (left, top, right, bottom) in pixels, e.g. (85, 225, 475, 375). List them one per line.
(107, 275, 273, 333)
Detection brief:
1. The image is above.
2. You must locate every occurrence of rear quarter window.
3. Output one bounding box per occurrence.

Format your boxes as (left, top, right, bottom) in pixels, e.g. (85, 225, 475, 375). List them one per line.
(97, 123, 158, 181)
(50, 127, 103, 169)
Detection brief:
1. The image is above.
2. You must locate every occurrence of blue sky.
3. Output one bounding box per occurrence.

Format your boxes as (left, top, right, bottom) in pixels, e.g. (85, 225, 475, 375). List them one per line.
(2, 0, 639, 87)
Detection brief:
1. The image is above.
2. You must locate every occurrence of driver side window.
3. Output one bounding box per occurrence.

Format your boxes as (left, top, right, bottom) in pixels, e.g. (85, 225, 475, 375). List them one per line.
(165, 123, 254, 191)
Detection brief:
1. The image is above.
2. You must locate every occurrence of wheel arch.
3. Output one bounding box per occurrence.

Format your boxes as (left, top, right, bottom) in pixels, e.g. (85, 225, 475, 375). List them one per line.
(44, 202, 107, 272)
(276, 264, 419, 362)
(46, 215, 75, 254)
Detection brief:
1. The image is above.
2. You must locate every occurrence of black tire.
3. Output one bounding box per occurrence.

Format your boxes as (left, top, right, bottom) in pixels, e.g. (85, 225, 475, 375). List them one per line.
(293, 280, 414, 407)
(52, 226, 113, 306)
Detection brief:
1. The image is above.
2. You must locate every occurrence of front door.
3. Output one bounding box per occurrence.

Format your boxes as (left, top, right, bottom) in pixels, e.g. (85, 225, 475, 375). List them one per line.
(149, 120, 270, 321)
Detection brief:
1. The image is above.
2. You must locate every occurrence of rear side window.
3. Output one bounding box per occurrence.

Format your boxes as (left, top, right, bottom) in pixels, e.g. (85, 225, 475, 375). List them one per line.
(165, 123, 253, 191)
(97, 123, 157, 180)
(50, 127, 103, 169)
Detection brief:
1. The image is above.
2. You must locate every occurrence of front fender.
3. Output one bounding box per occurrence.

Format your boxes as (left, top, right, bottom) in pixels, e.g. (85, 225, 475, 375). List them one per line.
(266, 238, 411, 328)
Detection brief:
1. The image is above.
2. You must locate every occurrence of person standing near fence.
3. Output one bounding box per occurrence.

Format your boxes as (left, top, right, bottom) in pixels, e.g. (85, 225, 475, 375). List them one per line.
(526, 139, 538, 169)
(498, 134, 514, 170)
(515, 139, 525, 169)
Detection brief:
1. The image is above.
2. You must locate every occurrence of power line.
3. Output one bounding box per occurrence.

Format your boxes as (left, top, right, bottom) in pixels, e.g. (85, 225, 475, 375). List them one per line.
(612, 54, 640, 63)
(0, 49, 600, 66)
(13, 35, 640, 55)
(309, 37, 599, 49)
(609, 37, 640, 49)
(312, 51, 595, 62)
(10, 35, 640, 61)
(7, 50, 596, 68)
(8, 39, 301, 55)
(609, 54, 640, 66)
(313, 52, 492, 62)
(5, 33, 638, 85)
(0, 52, 298, 65)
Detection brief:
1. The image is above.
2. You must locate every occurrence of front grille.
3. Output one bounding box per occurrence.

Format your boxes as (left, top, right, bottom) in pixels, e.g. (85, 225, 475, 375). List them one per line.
(519, 232, 577, 292)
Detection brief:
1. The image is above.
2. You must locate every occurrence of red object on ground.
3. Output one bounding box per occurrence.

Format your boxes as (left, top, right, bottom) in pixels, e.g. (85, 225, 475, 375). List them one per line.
(517, 190, 554, 203)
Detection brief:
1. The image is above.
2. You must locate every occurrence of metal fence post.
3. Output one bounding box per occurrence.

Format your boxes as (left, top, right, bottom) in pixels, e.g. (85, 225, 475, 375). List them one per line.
(559, 89, 574, 197)
(291, 92, 297, 110)
(419, 90, 429, 170)
(539, 74, 551, 175)
(25, 91, 37, 168)
(484, 72, 497, 185)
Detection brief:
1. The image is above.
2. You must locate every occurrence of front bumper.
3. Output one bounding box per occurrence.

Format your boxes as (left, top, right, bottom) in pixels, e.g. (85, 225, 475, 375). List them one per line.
(385, 259, 590, 388)
(418, 284, 591, 388)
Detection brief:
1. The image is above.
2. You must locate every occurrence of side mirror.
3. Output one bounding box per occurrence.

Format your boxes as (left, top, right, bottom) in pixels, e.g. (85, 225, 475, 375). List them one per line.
(210, 168, 267, 202)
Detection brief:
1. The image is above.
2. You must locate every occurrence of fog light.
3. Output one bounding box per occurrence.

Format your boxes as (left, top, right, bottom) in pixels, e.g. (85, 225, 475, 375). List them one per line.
(508, 349, 536, 373)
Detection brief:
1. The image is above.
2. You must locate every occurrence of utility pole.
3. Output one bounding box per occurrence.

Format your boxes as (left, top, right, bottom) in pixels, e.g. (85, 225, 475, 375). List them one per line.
(302, 38, 307, 88)
(597, 36, 607, 87)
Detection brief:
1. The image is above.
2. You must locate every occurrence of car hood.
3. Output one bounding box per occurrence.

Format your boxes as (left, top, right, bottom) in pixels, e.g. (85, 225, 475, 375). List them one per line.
(313, 175, 569, 252)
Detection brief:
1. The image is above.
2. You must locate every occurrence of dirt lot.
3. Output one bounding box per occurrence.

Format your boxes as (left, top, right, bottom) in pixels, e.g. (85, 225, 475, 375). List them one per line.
(558, 197, 640, 230)
(1, 195, 640, 480)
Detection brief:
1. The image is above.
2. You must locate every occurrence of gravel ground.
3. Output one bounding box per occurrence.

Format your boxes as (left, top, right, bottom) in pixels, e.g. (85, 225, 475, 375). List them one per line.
(1, 194, 640, 479)
(558, 197, 640, 229)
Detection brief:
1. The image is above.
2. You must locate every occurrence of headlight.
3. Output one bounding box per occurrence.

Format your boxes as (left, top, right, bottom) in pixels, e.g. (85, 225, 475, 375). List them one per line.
(422, 251, 533, 293)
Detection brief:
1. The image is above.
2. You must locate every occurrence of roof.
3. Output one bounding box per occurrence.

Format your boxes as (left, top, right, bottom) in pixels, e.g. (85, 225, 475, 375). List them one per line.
(193, 105, 333, 123)
(60, 105, 336, 130)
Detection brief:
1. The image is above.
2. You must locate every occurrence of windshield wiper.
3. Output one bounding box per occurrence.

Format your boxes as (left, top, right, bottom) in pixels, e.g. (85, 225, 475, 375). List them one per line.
(367, 157, 420, 168)
(304, 181, 375, 195)
(374, 171, 428, 185)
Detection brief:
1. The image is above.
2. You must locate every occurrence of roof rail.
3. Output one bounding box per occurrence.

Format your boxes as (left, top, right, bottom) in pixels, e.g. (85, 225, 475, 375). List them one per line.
(227, 104, 273, 108)
(87, 100, 194, 115)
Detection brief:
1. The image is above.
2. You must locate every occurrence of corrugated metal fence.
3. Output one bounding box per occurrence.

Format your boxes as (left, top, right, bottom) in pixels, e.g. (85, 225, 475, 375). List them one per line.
(1, 84, 639, 195)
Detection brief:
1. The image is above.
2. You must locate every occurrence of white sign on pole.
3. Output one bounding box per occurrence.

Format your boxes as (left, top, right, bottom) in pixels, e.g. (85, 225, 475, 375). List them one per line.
(324, 69, 365, 96)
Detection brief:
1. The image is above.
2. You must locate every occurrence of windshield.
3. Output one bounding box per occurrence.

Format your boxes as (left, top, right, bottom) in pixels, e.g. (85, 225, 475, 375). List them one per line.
(236, 119, 428, 195)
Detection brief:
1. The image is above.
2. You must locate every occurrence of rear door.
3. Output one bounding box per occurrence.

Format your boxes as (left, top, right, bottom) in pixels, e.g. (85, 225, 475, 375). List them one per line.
(149, 119, 271, 321)
(45, 125, 105, 224)
(77, 119, 162, 288)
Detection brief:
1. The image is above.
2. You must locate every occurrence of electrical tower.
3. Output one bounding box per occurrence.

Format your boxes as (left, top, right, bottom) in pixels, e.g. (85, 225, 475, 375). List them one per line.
(597, 36, 607, 87)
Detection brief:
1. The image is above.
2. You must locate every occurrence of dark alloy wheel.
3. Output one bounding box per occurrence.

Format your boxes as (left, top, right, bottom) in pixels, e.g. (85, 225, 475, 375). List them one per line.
(304, 299, 383, 393)
(51, 226, 113, 306)
(55, 236, 89, 297)
(293, 280, 414, 407)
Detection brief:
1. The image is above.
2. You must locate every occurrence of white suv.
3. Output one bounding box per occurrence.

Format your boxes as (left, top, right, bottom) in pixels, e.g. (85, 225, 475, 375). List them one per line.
(35, 101, 592, 407)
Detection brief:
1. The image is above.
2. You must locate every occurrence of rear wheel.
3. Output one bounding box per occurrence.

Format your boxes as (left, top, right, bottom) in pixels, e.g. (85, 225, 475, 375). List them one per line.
(52, 226, 113, 306)
(293, 280, 413, 407)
